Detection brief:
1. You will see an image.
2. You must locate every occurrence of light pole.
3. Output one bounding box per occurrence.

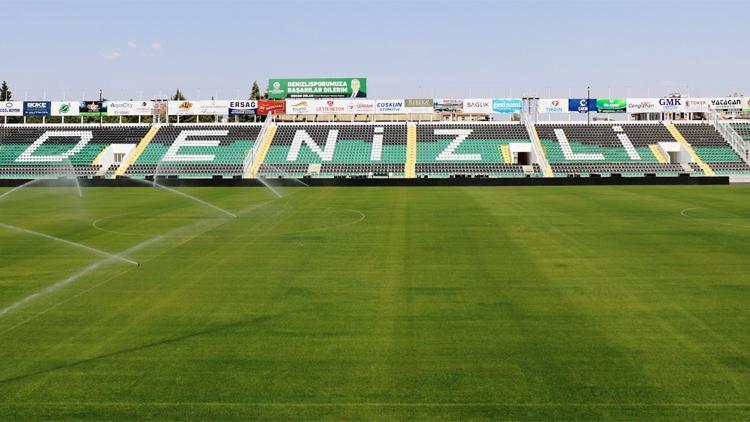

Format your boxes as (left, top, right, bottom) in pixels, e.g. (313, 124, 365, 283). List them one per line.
(99, 88, 103, 127)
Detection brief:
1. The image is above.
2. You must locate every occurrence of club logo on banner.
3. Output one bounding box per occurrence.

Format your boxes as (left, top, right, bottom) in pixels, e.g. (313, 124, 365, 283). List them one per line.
(23, 101, 52, 116)
(492, 99, 522, 114)
(107, 101, 154, 116)
(375, 99, 406, 114)
(537, 99, 567, 114)
(0, 101, 23, 116)
(710, 97, 743, 110)
(463, 99, 492, 114)
(257, 100, 285, 115)
(51, 101, 80, 116)
(568, 98, 597, 113)
(228, 101, 258, 116)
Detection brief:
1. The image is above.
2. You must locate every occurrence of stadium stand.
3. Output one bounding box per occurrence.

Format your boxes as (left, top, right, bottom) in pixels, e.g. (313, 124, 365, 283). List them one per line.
(0, 125, 149, 178)
(257, 123, 407, 177)
(731, 123, 750, 142)
(1, 120, 747, 180)
(124, 124, 260, 178)
(415, 122, 539, 177)
(536, 123, 702, 176)
(675, 123, 750, 175)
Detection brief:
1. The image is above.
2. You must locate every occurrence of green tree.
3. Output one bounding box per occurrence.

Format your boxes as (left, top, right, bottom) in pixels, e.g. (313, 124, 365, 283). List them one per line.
(250, 81, 261, 100)
(0, 80, 11, 101)
(171, 89, 186, 101)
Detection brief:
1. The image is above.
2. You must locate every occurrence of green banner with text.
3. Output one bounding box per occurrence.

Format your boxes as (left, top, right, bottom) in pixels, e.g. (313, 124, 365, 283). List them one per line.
(268, 78, 367, 99)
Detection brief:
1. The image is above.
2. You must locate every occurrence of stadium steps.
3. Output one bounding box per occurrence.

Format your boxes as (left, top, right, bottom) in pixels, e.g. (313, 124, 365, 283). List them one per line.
(114, 125, 160, 177)
(246, 126, 277, 178)
(649, 144, 668, 164)
(665, 123, 715, 176)
(531, 125, 553, 177)
(95, 163, 112, 177)
(405, 123, 417, 178)
(92, 148, 107, 166)
(500, 145, 511, 164)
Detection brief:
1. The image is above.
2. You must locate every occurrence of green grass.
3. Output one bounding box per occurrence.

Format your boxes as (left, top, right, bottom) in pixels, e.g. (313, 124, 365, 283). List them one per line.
(0, 185, 749, 420)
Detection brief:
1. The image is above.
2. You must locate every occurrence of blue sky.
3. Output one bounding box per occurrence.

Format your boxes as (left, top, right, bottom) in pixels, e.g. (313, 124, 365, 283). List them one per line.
(1, 0, 748, 100)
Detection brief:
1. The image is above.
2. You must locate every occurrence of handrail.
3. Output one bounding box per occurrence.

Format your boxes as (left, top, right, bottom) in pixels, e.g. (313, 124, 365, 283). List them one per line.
(708, 109, 749, 164)
(243, 113, 274, 175)
(522, 114, 551, 177)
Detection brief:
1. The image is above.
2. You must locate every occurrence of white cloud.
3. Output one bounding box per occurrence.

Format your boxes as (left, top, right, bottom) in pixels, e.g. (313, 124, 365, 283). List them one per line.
(127, 41, 137, 48)
(151, 42, 162, 51)
(100, 52, 121, 60)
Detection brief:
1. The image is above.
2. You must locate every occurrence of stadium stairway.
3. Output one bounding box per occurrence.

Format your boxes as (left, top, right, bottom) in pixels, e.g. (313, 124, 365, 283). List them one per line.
(405, 123, 417, 178)
(500, 145, 511, 164)
(114, 125, 160, 178)
(664, 123, 715, 176)
(649, 145, 668, 164)
(529, 124, 553, 177)
(246, 126, 277, 178)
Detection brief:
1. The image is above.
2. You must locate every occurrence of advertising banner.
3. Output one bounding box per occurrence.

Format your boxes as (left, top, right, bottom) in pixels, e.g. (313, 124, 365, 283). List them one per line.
(492, 98, 523, 114)
(269, 78, 367, 99)
(710, 97, 743, 110)
(257, 100, 285, 115)
(23, 101, 52, 116)
(79, 101, 108, 116)
(626, 98, 659, 113)
(462, 99, 492, 114)
(434, 99, 463, 113)
(228, 100, 258, 116)
(537, 98, 568, 114)
(107, 101, 154, 116)
(51, 101, 80, 117)
(743, 98, 750, 112)
(0, 101, 24, 116)
(403, 98, 434, 114)
(568, 98, 597, 113)
(169, 100, 197, 115)
(375, 99, 406, 114)
(596, 98, 626, 113)
(285, 99, 375, 115)
(656, 98, 686, 113)
(197, 100, 229, 115)
(684, 98, 709, 113)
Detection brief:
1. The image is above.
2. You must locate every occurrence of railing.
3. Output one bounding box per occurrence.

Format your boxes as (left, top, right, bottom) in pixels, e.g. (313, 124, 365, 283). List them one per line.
(708, 109, 749, 164)
(243, 113, 274, 176)
(522, 115, 550, 176)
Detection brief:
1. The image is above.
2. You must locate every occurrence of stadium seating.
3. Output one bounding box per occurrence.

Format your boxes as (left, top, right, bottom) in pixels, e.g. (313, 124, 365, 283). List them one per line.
(536, 123, 700, 176)
(0, 125, 149, 178)
(415, 123, 539, 177)
(258, 123, 407, 177)
(124, 124, 260, 178)
(731, 123, 750, 142)
(1, 121, 747, 179)
(675, 123, 750, 175)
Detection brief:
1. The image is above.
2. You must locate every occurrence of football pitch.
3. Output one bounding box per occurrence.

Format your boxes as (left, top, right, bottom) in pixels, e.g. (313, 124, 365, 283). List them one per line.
(0, 185, 748, 420)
